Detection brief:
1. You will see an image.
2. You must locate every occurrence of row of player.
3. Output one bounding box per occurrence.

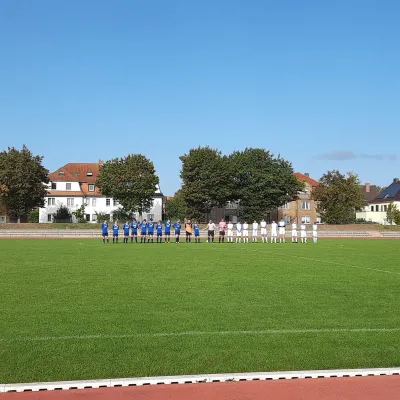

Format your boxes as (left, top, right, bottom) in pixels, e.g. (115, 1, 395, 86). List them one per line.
(100, 218, 318, 244)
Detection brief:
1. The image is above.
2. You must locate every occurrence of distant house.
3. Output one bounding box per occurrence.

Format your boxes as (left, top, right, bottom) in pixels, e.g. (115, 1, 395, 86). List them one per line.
(39, 161, 163, 223)
(356, 178, 400, 224)
(275, 172, 320, 225)
(360, 182, 380, 203)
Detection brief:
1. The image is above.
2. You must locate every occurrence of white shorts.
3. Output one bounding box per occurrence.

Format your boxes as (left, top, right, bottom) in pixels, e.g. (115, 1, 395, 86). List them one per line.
(261, 228, 267, 235)
(252, 230, 258, 237)
(236, 231, 242, 237)
(301, 230, 307, 238)
(227, 230, 233, 237)
(271, 231, 277, 237)
(278, 228, 285, 235)
(292, 230, 298, 237)
(313, 231, 318, 238)
(243, 230, 249, 237)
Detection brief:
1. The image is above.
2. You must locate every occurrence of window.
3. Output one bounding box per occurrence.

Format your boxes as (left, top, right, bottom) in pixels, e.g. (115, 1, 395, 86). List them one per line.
(284, 215, 291, 224)
(301, 216, 311, 224)
(106, 198, 111, 206)
(316, 217, 322, 224)
(67, 198, 74, 206)
(85, 214, 90, 222)
(88, 184, 95, 192)
(147, 214, 154, 220)
(47, 214, 53, 222)
(113, 199, 119, 206)
(280, 203, 290, 210)
(66, 183, 71, 190)
(51, 182, 57, 190)
(48, 198, 55, 206)
(92, 198, 97, 207)
(301, 201, 311, 210)
(92, 214, 98, 222)
(86, 172, 93, 177)
(58, 171, 64, 176)
(0, 216, 6, 223)
(384, 205, 388, 212)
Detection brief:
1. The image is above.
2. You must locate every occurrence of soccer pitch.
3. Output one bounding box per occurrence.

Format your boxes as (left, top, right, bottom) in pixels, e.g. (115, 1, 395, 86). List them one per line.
(0, 239, 399, 384)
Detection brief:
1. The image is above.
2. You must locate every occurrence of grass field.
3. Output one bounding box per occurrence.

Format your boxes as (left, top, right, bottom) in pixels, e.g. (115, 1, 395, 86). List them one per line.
(0, 239, 399, 384)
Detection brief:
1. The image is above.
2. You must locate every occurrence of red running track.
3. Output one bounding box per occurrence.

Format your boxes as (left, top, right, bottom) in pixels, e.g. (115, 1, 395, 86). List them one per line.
(2, 376, 400, 400)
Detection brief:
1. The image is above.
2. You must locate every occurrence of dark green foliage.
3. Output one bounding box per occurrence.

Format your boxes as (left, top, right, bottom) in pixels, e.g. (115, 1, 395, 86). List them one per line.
(180, 147, 232, 220)
(312, 170, 366, 224)
(386, 202, 400, 225)
(0, 145, 49, 219)
(54, 205, 72, 222)
(73, 205, 86, 223)
(112, 208, 133, 222)
(96, 154, 159, 217)
(95, 211, 108, 223)
(28, 209, 39, 223)
(229, 148, 303, 221)
(165, 189, 187, 221)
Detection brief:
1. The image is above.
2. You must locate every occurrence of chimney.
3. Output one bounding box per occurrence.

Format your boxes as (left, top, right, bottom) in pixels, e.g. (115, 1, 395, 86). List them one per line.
(365, 182, 370, 193)
(393, 178, 399, 184)
(99, 159, 104, 166)
(304, 173, 309, 177)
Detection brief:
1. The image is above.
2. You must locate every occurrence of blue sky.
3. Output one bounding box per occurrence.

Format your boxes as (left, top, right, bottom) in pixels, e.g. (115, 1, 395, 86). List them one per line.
(1, 0, 399, 194)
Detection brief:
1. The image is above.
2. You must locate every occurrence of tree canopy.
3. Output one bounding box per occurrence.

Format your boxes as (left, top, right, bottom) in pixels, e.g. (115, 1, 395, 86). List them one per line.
(229, 148, 303, 221)
(96, 154, 159, 217)
(165, 189, 187, 221)
(179, 146, 302, 221)
(0, 145, 49, 220)
(312, 170, 366, 224)
(180, 147, 232, 220)
(386, 202, 400, 225)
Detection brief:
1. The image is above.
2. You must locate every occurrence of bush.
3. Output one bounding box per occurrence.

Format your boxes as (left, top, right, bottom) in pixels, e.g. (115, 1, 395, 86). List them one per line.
(28, 209, 39, 223)
(73, 205, 87, 223)
(54, 205, 72, 223)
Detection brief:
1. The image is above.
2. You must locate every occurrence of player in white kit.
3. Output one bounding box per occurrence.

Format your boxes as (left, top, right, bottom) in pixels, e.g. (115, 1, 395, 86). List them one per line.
(312, 221, 318, 243)
(270, 221, 278, 243)
(278, 219, 286, 243)
(260, 219, 267, 243)
(291, 221, 298, 243)
(300, 223, 307, 243)
(227, 221, 234, 243)
(252, 221, 258, 242)
(242, 221, 249, 243)
(236, 222, 242, 243)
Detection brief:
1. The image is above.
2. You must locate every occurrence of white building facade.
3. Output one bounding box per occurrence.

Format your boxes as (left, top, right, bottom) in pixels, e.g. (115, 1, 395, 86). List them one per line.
(356, 178, 400, 225)
(39, 162, 163, 223)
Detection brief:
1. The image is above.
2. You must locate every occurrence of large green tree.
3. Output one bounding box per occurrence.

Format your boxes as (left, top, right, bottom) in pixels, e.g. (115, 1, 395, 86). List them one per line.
(165, 189, 187, 221)
(386, 202, 400, 225)
(229, 148, 303, 221)
(180, 147, 232, 220)
(312, 170, 366, 224)
(96, 154, 159, 217)
(0, 145, 49, 220)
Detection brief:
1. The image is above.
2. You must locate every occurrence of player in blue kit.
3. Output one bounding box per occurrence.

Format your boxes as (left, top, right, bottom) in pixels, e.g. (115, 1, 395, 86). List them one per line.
(112, 222, 120, 244)
(101, 221, 109, 243)
(140, 219, 147, 243)
(147, 218, 154, 243)
(194, 222, 200, 243)
(130, 219, 138, 243)
(173, 219, 181, 243)
(123, 221, 130, 243)
(156, 221, 163, 243)
(164, 219, 171, 243)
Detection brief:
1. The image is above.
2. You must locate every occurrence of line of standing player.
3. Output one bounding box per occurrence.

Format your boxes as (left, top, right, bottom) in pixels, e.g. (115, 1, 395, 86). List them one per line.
(100, 218, 202, 244)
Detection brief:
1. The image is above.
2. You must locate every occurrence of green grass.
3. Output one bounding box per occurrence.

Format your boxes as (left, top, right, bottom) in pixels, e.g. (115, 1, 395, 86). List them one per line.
(0, 239, 399, 383)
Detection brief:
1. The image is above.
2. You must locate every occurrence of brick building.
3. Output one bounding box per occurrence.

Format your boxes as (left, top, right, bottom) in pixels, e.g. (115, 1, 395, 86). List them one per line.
(276, 172, 320, 225)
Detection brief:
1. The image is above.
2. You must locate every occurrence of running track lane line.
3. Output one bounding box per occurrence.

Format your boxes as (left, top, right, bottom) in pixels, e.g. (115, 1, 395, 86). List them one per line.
(2, 376, 400, 399)
(0, 327, 399, 343)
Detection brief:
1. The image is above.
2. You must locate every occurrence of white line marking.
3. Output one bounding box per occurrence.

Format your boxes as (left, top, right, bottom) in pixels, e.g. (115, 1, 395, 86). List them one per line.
(1, 328, 399, 343)
(281, 253, 400, 276)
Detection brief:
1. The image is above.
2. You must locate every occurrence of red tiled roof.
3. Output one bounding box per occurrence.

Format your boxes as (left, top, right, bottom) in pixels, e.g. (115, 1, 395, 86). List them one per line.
(47, 191, 85, 196)
(49, 163, 100, 183)
(294, 172, 319, 187)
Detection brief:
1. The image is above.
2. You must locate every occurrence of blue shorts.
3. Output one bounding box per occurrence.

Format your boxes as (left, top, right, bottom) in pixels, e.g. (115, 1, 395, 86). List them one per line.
(141, 231, 147, 236)
(124, 232, 129, 236)
(113, 232, 119, 236)
(131, 231, 137, 236)
(175, 230, 180, 235)
(102, 232, 108, 237)
(165, 231, 170, 235)
(195, 232, 200, 237)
